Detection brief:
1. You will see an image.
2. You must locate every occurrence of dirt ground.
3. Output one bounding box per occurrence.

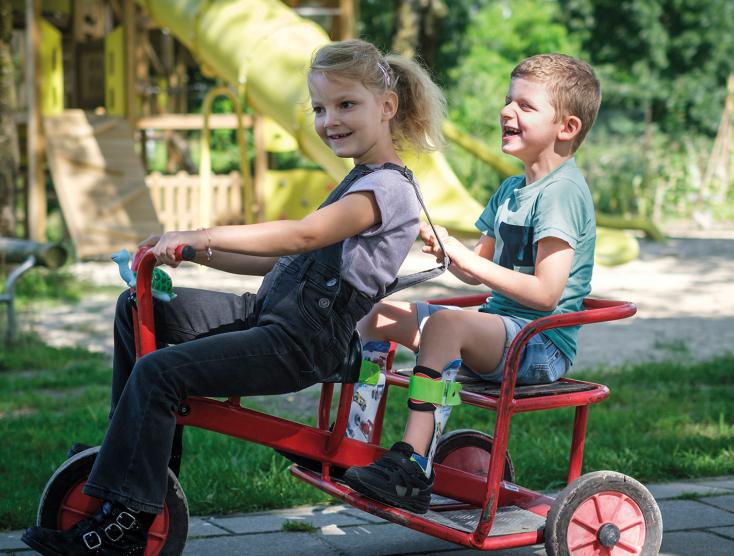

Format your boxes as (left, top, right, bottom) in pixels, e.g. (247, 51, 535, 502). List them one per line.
(22, 231, 734, 372)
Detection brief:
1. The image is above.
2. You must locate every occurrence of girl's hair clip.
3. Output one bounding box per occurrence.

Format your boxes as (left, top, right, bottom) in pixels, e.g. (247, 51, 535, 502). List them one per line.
(378, 63, 391, 88)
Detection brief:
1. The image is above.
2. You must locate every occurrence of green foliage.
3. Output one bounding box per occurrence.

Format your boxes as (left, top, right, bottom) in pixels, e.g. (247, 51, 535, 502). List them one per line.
(559, 0, 734, 135)
(577, 124, 714, 220)
(0, 267, 83, 305)
(442, 0, 580, 201)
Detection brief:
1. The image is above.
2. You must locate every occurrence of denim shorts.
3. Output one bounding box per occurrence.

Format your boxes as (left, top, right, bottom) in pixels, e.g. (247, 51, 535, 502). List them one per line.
(415, 302, 571, 385)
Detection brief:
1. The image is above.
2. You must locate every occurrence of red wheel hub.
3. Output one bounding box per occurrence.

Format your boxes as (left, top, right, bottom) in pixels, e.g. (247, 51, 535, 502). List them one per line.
(566, 490, 646, 555)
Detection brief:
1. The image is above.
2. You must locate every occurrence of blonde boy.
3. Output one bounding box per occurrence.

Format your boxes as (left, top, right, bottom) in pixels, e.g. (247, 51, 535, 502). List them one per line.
(345, 54, 602, 514)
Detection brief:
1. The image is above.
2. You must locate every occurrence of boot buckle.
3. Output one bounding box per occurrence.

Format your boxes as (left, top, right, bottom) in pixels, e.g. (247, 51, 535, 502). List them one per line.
(104, 522, 124, 542)
(116, 511, 137, 530)
(82, 530, 102, 550)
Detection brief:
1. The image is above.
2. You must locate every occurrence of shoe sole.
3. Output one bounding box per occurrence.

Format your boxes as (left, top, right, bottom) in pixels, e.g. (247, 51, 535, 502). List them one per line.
(344, 471, 431, 514)
(21, 532, 64, 556)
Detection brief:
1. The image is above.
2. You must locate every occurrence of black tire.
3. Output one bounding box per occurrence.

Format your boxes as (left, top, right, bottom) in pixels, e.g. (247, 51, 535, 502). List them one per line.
(544, 470, 662, 556)
(37, 446, 189, 556)
(434, 429, 515, 483)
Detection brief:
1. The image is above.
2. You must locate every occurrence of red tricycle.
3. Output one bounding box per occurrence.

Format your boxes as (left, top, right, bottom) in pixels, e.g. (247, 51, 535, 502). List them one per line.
(35, 246, 662, 555)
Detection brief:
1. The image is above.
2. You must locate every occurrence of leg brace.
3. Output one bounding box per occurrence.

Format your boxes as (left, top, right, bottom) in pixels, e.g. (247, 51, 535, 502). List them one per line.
(407, 359, 462, 476)
(346, 340, 389, 443)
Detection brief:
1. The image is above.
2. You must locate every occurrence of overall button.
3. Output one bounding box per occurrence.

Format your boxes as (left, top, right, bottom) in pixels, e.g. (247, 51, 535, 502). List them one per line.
(325, 278, 337, 287)
(318, 298, 331, 309)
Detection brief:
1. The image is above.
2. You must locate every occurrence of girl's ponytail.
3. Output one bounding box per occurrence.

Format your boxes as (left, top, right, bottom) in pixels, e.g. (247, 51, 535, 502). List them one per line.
(310, 40, 446, 153)
(385, 54, 446, 152)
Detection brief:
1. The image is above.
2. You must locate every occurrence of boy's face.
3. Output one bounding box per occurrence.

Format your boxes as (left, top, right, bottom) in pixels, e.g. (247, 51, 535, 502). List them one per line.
(500, 77, 566, 168)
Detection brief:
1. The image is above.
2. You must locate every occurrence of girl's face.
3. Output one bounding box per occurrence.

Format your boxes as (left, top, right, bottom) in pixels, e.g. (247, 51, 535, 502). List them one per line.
(309, 72, 398, 165)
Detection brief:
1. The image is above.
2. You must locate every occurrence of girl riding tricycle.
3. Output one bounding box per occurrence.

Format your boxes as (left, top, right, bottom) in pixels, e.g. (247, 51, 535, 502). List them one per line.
(22, 41, 661, 556)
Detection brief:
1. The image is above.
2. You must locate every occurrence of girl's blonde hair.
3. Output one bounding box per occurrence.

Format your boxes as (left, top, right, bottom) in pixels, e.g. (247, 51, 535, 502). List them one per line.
(309, 39, 446, 152)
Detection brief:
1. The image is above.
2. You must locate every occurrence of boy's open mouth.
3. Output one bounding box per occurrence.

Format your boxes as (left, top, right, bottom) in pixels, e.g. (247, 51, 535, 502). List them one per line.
(503, 126, 520, 137)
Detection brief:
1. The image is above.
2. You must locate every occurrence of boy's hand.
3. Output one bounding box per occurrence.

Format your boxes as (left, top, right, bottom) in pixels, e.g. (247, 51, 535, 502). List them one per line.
(419, 222, 448, 247)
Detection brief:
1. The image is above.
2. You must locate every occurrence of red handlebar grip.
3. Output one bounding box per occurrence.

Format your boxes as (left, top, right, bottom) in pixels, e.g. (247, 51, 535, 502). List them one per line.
(174, 245, 196, 261)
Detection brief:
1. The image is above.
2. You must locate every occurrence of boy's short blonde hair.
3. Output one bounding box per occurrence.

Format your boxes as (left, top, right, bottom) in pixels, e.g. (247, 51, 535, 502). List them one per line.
(511, 54, 601, 151)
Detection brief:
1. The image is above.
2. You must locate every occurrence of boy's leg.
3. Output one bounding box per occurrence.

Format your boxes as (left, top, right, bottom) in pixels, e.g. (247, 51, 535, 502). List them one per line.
(403, 310, 507, 452)
(344, 310, 507, 513)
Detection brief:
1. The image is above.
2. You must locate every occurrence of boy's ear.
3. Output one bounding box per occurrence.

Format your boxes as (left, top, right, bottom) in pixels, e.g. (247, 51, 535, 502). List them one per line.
(558, 115, 582, 143)
(382, 90, 399, 121)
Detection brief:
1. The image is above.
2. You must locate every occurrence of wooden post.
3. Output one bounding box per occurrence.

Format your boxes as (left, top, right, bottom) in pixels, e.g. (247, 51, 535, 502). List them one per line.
(338, 0, 356, 40)
(124, 0, 137, 129)
(253, 114, 267, 222)
(26, 0, 45, 241)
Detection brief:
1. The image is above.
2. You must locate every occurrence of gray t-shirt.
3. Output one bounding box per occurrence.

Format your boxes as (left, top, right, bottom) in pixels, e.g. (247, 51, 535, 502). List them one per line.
(341, 168, 421, 298)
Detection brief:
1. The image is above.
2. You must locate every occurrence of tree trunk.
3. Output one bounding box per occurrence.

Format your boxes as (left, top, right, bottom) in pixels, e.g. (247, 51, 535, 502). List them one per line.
(391, 0, 447, 67)
(0, 2, 20, 237)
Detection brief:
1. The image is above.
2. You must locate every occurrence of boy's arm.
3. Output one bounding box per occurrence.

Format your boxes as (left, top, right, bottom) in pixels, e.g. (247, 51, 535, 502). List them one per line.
(420, 223, 494, 285)
(444, 235, 573, 311)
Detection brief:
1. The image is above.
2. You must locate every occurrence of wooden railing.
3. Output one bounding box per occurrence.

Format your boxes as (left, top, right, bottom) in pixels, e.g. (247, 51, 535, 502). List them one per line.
(145, 171, 244, 231)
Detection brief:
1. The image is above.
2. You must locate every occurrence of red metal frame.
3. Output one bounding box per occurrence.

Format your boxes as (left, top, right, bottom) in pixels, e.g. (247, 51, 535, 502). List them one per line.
(132, 248, 637, 551)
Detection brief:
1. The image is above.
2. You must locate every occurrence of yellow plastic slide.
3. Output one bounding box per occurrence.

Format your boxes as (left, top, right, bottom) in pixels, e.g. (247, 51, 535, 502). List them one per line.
(139, 0, 484, 233)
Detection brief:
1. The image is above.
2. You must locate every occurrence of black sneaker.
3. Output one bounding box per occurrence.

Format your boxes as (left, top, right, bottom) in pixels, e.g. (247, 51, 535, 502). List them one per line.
(344, 441, 433, 514)
(22, 501, 150, 556)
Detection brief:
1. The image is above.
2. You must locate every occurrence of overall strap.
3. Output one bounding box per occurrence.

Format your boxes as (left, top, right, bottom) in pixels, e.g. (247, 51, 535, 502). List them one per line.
(377, 164, 450, 301)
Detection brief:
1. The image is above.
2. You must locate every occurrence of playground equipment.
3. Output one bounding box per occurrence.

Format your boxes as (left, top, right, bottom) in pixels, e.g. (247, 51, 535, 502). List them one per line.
(0, 238, 68, 344)
(34, 246, 663, 555)
(138, 0, 486, 234)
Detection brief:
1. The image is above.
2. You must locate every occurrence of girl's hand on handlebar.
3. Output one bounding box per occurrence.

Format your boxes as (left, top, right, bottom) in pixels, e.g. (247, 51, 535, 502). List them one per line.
(138, 234, 161, 248)
(152, 230, 206, 267)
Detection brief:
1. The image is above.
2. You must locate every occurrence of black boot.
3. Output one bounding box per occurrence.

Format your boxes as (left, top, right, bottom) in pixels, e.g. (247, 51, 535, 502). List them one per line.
(22, 501, 154, 555)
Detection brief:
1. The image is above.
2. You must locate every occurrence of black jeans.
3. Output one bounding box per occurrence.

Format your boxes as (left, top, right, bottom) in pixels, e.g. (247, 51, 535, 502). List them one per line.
(83, 287, 319, 513)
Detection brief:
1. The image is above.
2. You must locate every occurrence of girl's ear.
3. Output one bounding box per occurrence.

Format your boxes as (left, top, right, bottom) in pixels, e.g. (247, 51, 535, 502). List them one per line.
(558, 115, 582, 143)
(381, 90, 399, 121)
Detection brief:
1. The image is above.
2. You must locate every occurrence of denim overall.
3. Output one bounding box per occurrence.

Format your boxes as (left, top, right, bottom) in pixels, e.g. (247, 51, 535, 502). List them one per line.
(84, 163, 445, 513)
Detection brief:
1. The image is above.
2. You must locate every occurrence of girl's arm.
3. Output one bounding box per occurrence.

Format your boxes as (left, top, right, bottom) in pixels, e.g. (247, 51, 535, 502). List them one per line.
(442, 235, 574, 311)
(138, 234, 277, 275)
(151, 191, 380, 266)
(193, 251, 277, 276)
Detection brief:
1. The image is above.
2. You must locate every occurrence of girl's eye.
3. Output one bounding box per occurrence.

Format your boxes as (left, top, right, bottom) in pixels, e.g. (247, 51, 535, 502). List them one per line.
(340, 101, 355, 109)
(312, 106, 323, 114)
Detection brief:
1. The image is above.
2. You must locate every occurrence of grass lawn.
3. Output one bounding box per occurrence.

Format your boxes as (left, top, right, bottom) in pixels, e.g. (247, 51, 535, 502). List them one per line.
(1, 336, 733, 530)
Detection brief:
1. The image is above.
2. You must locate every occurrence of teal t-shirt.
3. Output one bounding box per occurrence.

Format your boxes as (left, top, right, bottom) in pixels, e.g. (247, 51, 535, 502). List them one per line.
(475, 158, 595, 362)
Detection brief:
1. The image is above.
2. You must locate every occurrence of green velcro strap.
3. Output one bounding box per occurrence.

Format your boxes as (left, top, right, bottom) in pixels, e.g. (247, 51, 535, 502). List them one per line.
(408, 375, 462, 406)
(359, 360, 381, 385)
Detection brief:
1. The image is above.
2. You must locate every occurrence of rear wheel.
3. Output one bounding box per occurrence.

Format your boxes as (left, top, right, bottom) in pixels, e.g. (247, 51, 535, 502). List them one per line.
(544, 470, 662, 555)
(37, 446, 189, 556)
(434, 429, 515, 482)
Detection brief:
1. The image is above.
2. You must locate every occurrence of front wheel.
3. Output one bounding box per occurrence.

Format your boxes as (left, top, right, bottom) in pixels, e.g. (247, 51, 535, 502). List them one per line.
(37, 446, 189, 556)
(544, 470, 662, 556)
